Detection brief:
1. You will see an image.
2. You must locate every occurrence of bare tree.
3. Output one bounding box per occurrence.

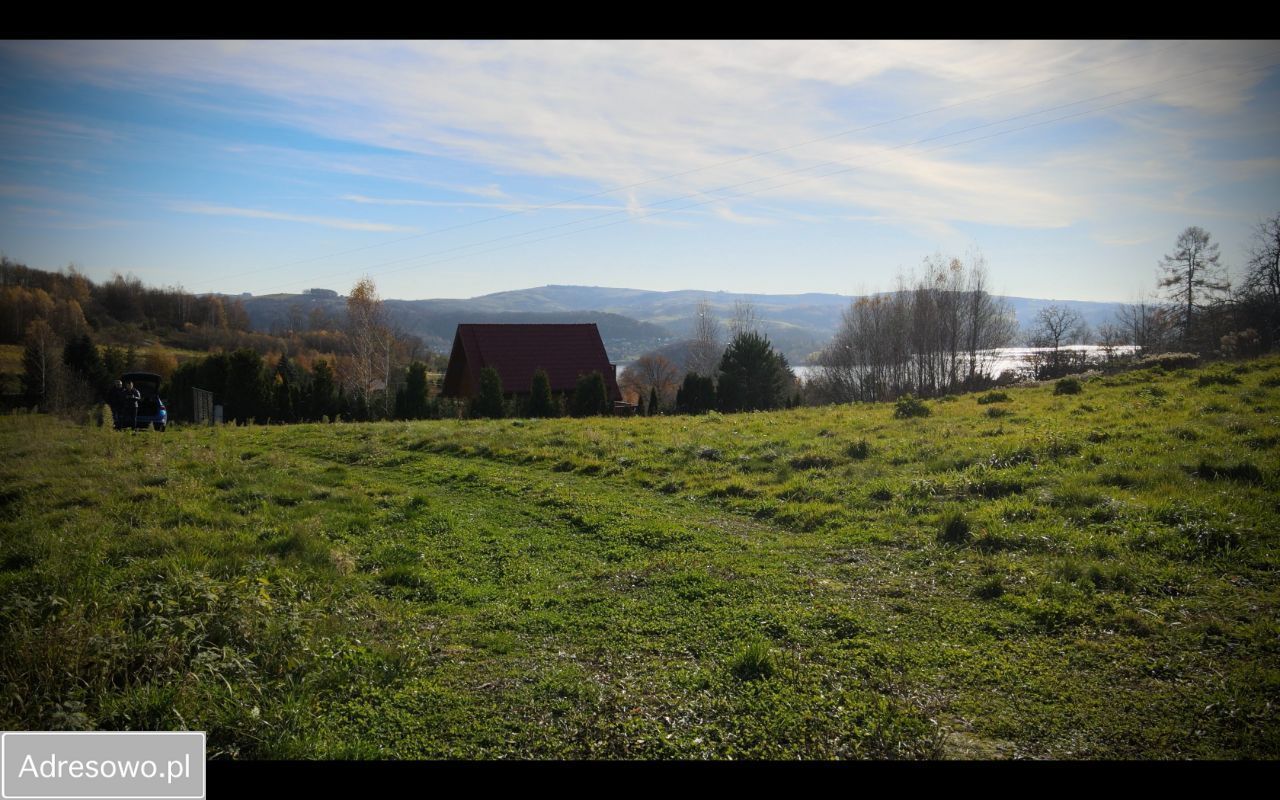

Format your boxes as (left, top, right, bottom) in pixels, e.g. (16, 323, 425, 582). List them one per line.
(1028, 304, 1089, 378)
(686, 299, 723, 377)
(21, 319, 63, 410)
(728, 299, 759, 338)
(961, 255, 1018, 385)
(1230, 213, 1280, 348)
(1096, 322, 1126, 361)
(1030, 304, 1088, 350)
(815, 294, 894, 402)
(1116, 292, 1174, 354)
(814, 252, 1016, 402)
(1159, 226, 1229, 346)
(619, 353, 680, 407)
(1243, 213, 1280, 307)
(346, 277, 392, 416)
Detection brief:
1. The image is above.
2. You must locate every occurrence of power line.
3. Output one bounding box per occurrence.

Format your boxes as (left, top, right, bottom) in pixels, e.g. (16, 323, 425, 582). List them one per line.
(255, 52, 1279, 295)
(190, 41, 1187, 291)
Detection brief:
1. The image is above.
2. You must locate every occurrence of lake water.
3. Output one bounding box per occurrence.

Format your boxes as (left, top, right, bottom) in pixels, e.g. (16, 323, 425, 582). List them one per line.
(616, 345, 1138, 384)
(789, 345, 1138, 383)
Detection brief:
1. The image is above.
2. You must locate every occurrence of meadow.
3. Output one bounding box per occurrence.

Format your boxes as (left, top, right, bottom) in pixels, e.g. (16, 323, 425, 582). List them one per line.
(1, 357, 1277, 759)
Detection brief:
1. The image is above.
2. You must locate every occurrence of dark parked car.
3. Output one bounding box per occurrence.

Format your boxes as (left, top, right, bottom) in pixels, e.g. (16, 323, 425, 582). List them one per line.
(117, 372, 168, 431)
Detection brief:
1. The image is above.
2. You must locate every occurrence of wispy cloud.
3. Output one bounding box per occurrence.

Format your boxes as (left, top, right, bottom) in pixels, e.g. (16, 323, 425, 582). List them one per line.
(6, 205, 132, 230)
(173, 202, 418, 233)
(2, 40, 1277, 300)
(0, 183, 92, 204)
(457, 183, 510, 200)
(712, 204, 775, 226)
(0, 111, 124, 145)
(0, 154, 98, 172)
(10, 40, 1273, 238)
(1094, 232, 1158, 247)
(339, 193, 623, 212)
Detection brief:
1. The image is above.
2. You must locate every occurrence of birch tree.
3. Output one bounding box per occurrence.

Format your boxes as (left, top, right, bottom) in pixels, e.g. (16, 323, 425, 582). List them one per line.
(346, 277, 391, 416)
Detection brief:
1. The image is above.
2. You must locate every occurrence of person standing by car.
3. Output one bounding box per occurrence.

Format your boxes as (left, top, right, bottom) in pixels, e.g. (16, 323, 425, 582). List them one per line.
(124, 381, 141, 431)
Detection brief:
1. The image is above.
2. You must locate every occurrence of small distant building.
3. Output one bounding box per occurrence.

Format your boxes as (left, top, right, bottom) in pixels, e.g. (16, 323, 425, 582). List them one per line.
(441, 323, 622, 403)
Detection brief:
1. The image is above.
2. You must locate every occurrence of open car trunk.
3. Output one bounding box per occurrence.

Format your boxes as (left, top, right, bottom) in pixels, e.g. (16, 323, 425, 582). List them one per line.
(120, 372, 167, 429)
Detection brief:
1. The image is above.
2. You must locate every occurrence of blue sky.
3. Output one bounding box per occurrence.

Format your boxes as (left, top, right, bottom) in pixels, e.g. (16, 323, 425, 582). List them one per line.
(1, 40, 1278, 302)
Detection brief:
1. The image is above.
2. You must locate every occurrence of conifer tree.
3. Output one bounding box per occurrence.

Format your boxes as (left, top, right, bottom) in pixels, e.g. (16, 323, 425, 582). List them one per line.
(570, 371, 609, 417)
(527, 368, 555, 418)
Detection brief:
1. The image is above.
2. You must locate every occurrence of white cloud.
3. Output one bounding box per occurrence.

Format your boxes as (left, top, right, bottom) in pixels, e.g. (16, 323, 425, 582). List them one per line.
(0, 183, 91, 204)
(173, 202, 418, 233)
(339, 193, 624, 213)
(4, 40, 1276, 246)
(1093, 233, 1157, 247)
(712, 204, 775, 226)
(0, 111, 124, 145)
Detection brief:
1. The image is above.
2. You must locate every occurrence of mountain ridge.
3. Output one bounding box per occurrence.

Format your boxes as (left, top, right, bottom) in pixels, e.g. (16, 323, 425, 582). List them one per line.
(240, 284, 1129, 365)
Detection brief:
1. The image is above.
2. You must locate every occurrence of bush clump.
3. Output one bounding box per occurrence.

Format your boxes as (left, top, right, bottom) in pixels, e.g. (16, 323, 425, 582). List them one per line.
(729, 640, 777, 681)
(1195, 372, 1240, 387)
(696, 447, 723, 461)
(1191, 460, 1264, 485)
(789, 454, 835, 470)
(894, 394, 931, 419)
(1137, 352, 1199, 370)
(973, 575, 1005, 599)
(378, 566, 439, 600)
(1054, 378, 1083, 395)
(867, 483, 894, 502)
(976, 391, 1010, 405)
(1179, 521, 1242, 558)
(846, 439, 872, 460)
(937, 508, 972, 545)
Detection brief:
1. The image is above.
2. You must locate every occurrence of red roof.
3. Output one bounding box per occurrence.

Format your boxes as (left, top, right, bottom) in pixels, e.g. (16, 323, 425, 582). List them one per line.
(441, 324, 621, 401)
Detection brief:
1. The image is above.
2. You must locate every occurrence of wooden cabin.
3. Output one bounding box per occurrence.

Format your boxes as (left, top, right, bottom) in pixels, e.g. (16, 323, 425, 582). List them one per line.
(441, 323, 623, 403)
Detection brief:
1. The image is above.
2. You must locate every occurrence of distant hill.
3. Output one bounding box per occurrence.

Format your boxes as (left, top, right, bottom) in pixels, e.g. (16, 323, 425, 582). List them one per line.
(383, 304, 675, 359)
(998, 296, 1125, 336)
(241, 285, 1128, 365)
(239, 293, 678, 363)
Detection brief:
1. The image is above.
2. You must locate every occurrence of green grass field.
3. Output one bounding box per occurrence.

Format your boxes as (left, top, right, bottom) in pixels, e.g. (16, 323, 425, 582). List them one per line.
(2, 358, 1278, 759)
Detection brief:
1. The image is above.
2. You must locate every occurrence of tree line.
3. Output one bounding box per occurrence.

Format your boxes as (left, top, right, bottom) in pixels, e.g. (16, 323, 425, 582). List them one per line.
(617, 300, 800, 416)
(1116, 220, 1278, 357)
(464, 367, 614, 420)
(140, 279, 439, 424)
(1022, 218, 1279, 378)
(4, 261, 441, 420)
(805, 217, 1280, 401)
(1, 260, 254, 345)
(10, 214, 1277, 421)
(807, 253, 1018, 403)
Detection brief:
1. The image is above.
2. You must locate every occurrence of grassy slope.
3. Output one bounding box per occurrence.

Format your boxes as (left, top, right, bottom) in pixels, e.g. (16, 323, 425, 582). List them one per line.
(0, 342, 204, 387)
(1, 358, 1277, 759)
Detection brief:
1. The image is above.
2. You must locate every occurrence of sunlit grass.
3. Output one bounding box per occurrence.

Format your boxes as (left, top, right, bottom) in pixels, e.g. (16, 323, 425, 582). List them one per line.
(1, 356, 1278, 758)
